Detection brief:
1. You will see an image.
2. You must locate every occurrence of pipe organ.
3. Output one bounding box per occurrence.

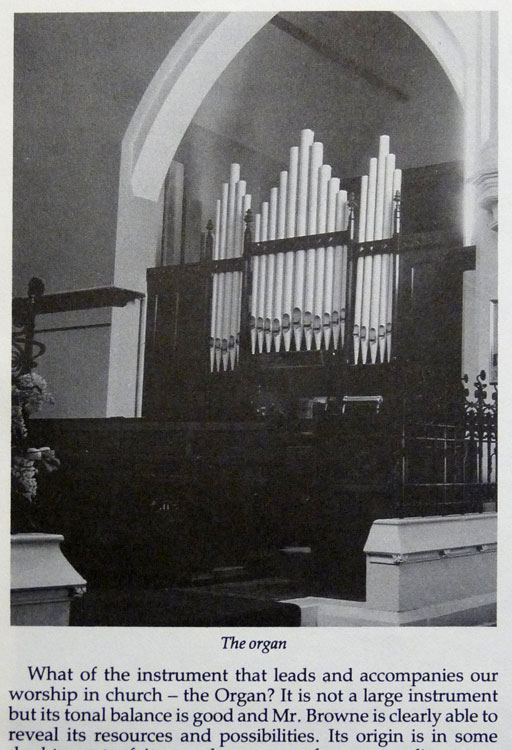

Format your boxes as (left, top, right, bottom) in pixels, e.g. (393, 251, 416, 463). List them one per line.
(143, 133, 472, 423)
(133, 135, 479, 592)
(207, 131, 403, 376)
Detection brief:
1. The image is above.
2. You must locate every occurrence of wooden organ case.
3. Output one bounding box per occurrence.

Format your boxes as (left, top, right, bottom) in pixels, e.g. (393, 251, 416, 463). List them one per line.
(143, 224, 472, 423)
(141, 134, 475, 596)
(144, 136, 469, 423)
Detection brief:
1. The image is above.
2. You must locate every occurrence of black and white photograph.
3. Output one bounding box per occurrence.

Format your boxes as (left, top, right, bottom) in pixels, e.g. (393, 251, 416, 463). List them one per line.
(11, 9, 498, 631)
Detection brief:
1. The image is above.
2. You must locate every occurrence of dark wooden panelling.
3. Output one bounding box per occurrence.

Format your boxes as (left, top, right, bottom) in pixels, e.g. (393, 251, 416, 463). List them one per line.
(142, 242, 472, 422)
(30, 417, 399, 597)
(13, 286, 144, 316)
(342, 161, 463, 237)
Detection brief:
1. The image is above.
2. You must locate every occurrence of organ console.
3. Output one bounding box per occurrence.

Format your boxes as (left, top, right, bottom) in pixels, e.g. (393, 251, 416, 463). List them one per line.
(143, 130, 474, 424)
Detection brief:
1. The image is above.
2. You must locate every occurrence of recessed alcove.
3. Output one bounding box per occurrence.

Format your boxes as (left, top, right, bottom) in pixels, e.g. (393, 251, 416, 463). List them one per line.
(172, 11, 463, 263)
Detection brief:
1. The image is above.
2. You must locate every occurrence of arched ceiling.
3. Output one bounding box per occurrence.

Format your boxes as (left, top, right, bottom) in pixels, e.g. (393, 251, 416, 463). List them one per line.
(189, 11, 463, 181)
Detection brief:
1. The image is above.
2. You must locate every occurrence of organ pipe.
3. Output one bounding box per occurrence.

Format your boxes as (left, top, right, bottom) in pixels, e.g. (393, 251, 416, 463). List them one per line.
(274, 171, 288, 352)
(313, 164, 331, 350)
(293, 129, 314, 351)
(334, 189, 348, 350)
(283, 146, 299, 352)
(304, 141, 324, 351)
(369, 136, 389, 364)
(353, 174, 368, 364)
(323, 177, 340, 351)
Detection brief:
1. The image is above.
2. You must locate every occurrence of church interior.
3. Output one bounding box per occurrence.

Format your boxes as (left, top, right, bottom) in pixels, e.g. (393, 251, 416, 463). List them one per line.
(12, 12, 498, 626)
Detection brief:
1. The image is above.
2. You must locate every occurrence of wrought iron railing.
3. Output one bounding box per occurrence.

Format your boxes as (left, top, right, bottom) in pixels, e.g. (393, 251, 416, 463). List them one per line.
(12, 277, 46, 377)
(397, 371, 497, 517)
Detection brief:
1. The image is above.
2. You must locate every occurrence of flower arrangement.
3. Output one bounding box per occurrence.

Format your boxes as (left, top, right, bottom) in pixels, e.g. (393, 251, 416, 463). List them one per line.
(11, 371, 60, 525)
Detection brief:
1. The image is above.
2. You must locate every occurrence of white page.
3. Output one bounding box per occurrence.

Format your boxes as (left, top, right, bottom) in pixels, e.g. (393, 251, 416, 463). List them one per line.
(3, 3, 509, 750)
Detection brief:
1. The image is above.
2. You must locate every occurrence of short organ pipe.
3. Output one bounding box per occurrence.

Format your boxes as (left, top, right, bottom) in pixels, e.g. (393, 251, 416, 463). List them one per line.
(360, 156, 377, 365)
(312, 164, 331, 349)
(209, 165, 248, 372)
(273, 171, 288, 352)
(353, 174, 368, 363)
(387, 168, 402, 360)
(323, 177, 340, 351)
(334, 189, 348, 350)
(250, 212, 262, 354)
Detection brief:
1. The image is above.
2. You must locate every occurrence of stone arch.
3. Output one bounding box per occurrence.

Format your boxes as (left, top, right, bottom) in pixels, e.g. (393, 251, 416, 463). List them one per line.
(114, 10, 467, 288)
(395, 12, 465, 103)
(108, 11, 473, 415)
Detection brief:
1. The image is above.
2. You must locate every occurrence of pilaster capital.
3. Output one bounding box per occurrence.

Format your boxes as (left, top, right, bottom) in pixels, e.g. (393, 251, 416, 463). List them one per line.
(471, 136, 498, 231)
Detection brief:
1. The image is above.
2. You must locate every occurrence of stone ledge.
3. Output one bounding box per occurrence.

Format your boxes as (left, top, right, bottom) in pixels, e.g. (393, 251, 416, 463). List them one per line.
(283, 513, 497, 627)
(283, 592, 496, 627)
(11, 533, 86, 626)
(369, 543, 497, 566)
(364, 513, 497, 556)
(11, 533, 86, 591)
